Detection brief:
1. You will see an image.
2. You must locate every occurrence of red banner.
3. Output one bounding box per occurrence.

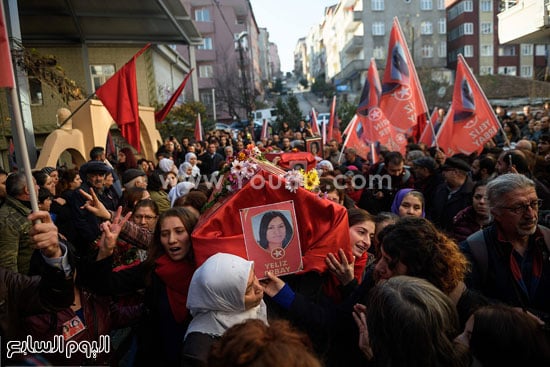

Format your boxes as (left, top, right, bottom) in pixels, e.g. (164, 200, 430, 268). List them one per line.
(380, 17, 429, 137)
(418, 107, 439, 147)
(0, 3, 14, 88)
(95, 44, 150, 152)
(194, 113, 203, 142)
(155, 69, 193, 123)
(436, 54, 500, 156)
(310, 108, 320, 136)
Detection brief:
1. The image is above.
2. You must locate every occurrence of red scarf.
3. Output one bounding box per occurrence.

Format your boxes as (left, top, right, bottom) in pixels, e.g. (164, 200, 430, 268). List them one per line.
(154, 255, 195, 323)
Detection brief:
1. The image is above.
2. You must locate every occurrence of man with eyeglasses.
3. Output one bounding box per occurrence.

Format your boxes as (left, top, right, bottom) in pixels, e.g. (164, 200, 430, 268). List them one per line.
(460, 173, 550, 325)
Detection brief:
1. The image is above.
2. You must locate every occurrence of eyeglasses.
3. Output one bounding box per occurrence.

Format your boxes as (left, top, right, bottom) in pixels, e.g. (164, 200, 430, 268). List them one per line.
(134, 214, 158, 221)
(500, 199, 542, 215)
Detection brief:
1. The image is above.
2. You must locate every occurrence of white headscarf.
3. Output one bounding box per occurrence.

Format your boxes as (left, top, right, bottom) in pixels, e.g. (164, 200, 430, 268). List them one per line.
(184, 152, 201, 177)
(159, 158, 176, 174)
(185, 253, 268, 338)
(168, 181, 196, 207)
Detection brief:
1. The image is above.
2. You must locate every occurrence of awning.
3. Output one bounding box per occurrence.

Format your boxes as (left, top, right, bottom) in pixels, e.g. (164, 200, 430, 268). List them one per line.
(17, 0, 202, 45)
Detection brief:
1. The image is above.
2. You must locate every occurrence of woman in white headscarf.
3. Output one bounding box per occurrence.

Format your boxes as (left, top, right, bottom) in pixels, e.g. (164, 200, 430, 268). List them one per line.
(181, 253, 266, 367)
(168, 181, 196, 207)
(179, 152, 201, 179)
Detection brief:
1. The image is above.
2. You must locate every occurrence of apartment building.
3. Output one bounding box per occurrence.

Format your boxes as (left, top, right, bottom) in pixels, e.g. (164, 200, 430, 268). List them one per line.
(446, 0, 548, 79)
(179, 0, 262, 122)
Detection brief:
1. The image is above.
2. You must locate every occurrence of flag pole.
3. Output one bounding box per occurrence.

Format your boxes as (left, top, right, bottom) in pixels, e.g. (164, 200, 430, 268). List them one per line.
(1, 1, 39, 213)
(58, 92, 96, 129)
(337, 115, 357, 163)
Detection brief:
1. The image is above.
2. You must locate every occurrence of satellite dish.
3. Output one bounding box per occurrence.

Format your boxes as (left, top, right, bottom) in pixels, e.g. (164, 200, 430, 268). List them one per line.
(437, 87, 446, 98)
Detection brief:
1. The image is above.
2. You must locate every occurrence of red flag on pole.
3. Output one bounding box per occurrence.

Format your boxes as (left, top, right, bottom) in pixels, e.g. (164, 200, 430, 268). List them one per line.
(327, 96, 336, 140)
(418, 107, 439, 147)
(194, 113, 203, 142)
(340, 115, 370, 161)
(0, 3, 15, 88)
(356, 58, 407, 154)
(310, 108, 320, 136)
(380, 18, 429, 137)
(155, 69, 193, 123)
(95, 44, 150, 153)
(435, 54, 499, 156)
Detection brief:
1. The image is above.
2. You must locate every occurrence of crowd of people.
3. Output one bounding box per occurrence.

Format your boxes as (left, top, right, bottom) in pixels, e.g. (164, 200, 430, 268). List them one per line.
(0, 103, 549, 366)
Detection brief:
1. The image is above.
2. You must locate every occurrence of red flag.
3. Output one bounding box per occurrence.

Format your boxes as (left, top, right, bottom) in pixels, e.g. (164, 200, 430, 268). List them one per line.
(356, 59, 407, 154)
(418, 107, 439, 147)
(327, 96, 336, 141)
(95, 44, 150, 152)
(436, 54, 499, 156)
(0, 3, 15, 88)
(155, 69, 193, 123)
(380, 18, 429, 136)
(310, 108, 320, 136)
(194, 113, 203, 142)
(340, 115, 370, 161)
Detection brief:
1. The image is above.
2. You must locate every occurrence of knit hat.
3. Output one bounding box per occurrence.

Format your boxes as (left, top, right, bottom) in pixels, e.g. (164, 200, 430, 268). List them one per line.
(168, 181, 196, 207)
(40, 166, 56, 176)
(122, 168, 146, 186)
(79, 161, 110, 177)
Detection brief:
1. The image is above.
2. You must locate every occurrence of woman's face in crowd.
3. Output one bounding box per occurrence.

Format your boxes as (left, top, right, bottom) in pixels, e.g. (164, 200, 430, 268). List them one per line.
(326, 190, 342, 205)
(104, 173, 114, 187)
(49, 170, 59, 185)
(188, 156, 197, 166)
(374, 247, 408, 282)
(266, 216, 286, 246)
(70, 174, 82, 190)
(166, 173, 178, 188)
(349, 220, 375, 258)
(133, 206, 158, 231)
(44, 175, 56, 195)
(141, 160, 149, 172)
(472, 186, 489, 217)
(160, 216, 191, 262)
(398, 194, 423, 217)
(244, 268, 264, 310)
(118, 152, 126, 163)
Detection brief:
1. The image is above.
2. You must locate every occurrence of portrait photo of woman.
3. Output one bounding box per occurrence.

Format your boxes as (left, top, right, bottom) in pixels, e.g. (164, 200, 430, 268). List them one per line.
(256, 211, 294, 251)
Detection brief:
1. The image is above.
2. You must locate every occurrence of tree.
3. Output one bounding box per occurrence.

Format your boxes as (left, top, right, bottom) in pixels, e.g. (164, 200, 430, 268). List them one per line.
(157, 101, 207, 141)
(337, 100, 357, 133)
(274, 95, 302, 130)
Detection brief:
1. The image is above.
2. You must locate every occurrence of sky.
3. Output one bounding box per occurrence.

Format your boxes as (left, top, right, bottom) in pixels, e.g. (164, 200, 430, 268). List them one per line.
(249, 0, 337, 73)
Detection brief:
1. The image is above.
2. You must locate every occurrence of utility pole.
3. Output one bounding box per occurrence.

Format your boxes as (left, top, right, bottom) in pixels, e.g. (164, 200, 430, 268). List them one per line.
(236, 31, 251, 119)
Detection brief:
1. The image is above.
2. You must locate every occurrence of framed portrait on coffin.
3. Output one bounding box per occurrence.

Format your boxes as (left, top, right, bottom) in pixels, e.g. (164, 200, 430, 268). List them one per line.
(240, 200, 303, 279)
(305, 137, 322, 159)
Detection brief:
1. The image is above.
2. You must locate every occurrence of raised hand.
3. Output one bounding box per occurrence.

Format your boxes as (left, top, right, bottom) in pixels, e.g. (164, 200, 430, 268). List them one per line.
(96, 206, 132, 261)
(325, 248, 355, 286)
(29, 210, 62, 258)
(79, 188, 110, 220)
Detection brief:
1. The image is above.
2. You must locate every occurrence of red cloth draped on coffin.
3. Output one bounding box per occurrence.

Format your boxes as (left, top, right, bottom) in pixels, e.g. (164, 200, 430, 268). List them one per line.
(192, 164, 351, 280)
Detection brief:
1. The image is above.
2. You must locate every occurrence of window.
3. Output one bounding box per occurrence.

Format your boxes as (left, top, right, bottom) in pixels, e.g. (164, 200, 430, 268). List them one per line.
(200, 91, 213, 106)
(480, 22, 492, 34)
(464, 0, 473, 11)
(536, 45, 547, 56)
(198, 37, 213, 50)
(199, 65, 213, 78)
(480, 0, 492, 12)
(421, 44, 433, 58)
(438, 18, 446, 34)
(480, 44, 493, 56)
(464, 23, 474, 35)
(372, 22, 385, 35)
(195, 8, 210, 22)
(521, 44, 533, 56)
(420, 0, 432, 10)
(29, 77, 43, 105)
(90, 64, 115, 91)
(437, 0, 445, 10)
(464, 45, 474, 57)
(420, 21, 433, 35)
(521, 66, 533, 77)
(438, 41, 447, 58)
(449, 0, 473, 20)
(373, 46, 385, 59)
(371, 0, 384, 11)
(499, 46, 516, 56)
(498, 66, 517, 75)
(480, 66, 493, 75)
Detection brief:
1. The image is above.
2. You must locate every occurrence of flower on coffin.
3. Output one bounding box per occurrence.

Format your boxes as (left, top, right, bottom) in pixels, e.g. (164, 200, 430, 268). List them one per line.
(283, 169, 304, 193)
(281, 168, 319, 193)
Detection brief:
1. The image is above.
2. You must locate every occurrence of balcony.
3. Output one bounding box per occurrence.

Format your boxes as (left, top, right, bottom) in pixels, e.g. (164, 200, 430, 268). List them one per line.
(498, 0, 550, 44)
(338, 58, 368, 81)
(345, 10, 363, 32)
(342, 36, 363, 55)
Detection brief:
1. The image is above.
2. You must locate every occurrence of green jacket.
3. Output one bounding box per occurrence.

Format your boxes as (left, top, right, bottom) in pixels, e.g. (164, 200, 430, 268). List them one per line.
(149, 190, 171, 214)
(0, 196, 32, 274)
